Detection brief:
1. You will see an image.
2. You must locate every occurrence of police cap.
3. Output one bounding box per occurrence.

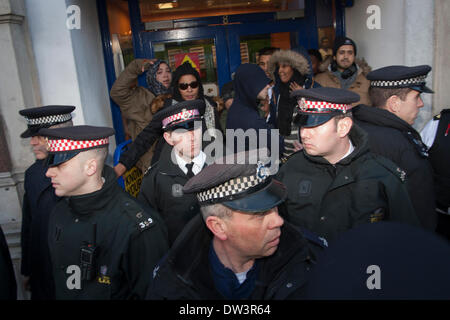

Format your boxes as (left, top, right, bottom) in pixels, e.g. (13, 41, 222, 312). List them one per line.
(305, 222, 450, 300)
(367, 65, 433, 93)
(153, 99, 205, 131)
(38, 125, 115, 167)
(290, 87, 360, 128)
(183, 151, 286, 213)
(19, 105, 75, 138)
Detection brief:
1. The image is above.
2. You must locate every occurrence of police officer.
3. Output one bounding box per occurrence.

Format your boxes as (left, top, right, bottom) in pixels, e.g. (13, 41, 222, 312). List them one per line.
(277, 87, 420, 242)
(138, 99, 210, 246)
(147, 152, 325, 300)
(19, 105, 75, 299)
(421, 109, 450, 240)
(352, 65, 437, 231)
(41, 125, 169, 299)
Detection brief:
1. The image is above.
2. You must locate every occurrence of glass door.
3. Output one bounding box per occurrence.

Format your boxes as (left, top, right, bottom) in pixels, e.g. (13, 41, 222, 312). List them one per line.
(142, 26, 230, 95)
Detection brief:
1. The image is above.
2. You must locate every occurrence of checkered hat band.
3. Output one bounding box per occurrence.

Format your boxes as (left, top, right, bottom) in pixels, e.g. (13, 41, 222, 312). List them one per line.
(48, 138, 109, 152)
(370, 75, 427, 88)
(197, 174, 266, 203)
(162, 109, 200, 128)
(26, 113, 72, 126)
(298, 99, 352, 113)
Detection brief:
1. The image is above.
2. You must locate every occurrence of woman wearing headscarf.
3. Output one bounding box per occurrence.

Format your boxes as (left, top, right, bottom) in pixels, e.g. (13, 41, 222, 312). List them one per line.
(111, 59, 172, 172)
(267, 47, 320, 157)
(114, 61, 223, 177)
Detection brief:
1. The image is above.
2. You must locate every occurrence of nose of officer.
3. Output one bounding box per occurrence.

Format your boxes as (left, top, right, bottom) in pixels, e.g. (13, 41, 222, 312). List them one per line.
(300, 126, 312, 141)
(267, 208, 284, 229)
(30, 135, 39, 146)
(46, 167, 56, 179)
(417, 95, 424, 109)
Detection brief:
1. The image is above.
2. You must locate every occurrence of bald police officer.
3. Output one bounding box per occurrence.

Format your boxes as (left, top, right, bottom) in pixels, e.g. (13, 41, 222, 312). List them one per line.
(41, 125, 169, 299)
(277, 87, 420, 242)
(19, 105, 75, 299)
(147, 152, 324, 300)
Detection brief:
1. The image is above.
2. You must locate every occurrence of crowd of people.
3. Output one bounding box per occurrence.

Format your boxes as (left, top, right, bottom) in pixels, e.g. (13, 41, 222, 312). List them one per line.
(1, 36, 449, 301)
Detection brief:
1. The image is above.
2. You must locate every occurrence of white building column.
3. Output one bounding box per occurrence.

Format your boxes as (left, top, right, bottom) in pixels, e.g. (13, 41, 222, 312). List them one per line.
(0, 0, 41, 300)
(345, 0, 435, 130)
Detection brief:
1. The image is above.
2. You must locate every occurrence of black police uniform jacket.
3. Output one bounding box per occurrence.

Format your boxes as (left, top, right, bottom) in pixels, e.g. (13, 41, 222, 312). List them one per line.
(21, 159, 58, 299)
(0, 225, 17, 300)
(48, 165, 169, 300)
(353, 104, 437, 231)
(146, 214, 323, 300)
(138, 146, 202, 246)
(277, 124, 421, 242)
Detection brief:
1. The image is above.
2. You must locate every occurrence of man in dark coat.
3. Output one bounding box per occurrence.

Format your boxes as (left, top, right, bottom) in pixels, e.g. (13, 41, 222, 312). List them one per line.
(42, 125, 169, 299)
(226, 63, 283, 157)
(277, 88, 420, 243)
(421, 109, 450, 240)
(19, 105, 75, 299)
(352, 65, 437, 231)
(0, 225, 17, 300)
(138, 99, 209, 246)
(147, 152, 325, 300)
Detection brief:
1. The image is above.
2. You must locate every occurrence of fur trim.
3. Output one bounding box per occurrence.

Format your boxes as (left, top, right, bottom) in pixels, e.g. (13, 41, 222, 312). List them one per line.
(211, 96, 225, 114)
(267, 49, 311, 81)
(150, 94, 172, 114)
(319, 57, 372, 76)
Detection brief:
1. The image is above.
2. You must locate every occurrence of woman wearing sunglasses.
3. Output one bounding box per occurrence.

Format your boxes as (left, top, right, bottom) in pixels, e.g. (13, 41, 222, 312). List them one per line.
(114, 61, 224, 177)
(111, 59, 172, 173)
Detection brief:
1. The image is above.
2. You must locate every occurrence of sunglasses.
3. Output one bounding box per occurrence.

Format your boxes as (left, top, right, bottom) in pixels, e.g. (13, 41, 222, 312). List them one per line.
(178, 81, 199, 90)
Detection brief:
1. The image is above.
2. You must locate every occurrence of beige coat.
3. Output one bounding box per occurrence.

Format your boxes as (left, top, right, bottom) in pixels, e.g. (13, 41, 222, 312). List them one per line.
(315, 58, 372, 106)
(110, 59, 156, 173)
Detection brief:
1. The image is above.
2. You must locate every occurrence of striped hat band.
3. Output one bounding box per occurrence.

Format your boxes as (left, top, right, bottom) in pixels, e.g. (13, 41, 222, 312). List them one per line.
(47, 138, 109, 152)
(370, 75, 427, 88)
(26, 113, 72, 126)
(162, 108, 200, 128)
(297, 98, 352, 114)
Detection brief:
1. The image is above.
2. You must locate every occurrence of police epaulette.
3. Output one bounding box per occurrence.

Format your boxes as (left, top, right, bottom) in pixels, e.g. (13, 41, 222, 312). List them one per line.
(372, 154, 407, 183)
(280, 150, 301, 165)
(143, 161, 159, 177)
(122, 201, 156, 232)
(434, 109, 450, 120)
(299, 226, 328, 248)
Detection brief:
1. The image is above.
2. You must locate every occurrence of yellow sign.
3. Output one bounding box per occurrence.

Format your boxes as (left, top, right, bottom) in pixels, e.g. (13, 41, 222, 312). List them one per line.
(124, 166, 143, 198)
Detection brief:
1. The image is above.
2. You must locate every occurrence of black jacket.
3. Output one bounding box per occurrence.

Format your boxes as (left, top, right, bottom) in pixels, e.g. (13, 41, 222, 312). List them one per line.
(353, 105, 437, 231)
(48, 166, 169, 300)
(21, 159, 58, 299)
(146, 214, 322, 300)
(138, 146, 202, 246)
(277, 124, 421, 242)
(226, 64, 283, 156)
(0, 226, 16, 300)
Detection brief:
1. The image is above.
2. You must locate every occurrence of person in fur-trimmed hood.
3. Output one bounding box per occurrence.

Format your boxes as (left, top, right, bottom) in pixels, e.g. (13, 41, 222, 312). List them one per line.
(267, 47, 320, 157)
(315, 37, 372, 106)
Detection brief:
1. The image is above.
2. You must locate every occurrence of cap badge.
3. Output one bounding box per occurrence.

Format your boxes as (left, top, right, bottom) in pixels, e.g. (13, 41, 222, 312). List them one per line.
(299, 98, 308, 112)
(256, 161, 270, 179)
(181, 108, 189, 120)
